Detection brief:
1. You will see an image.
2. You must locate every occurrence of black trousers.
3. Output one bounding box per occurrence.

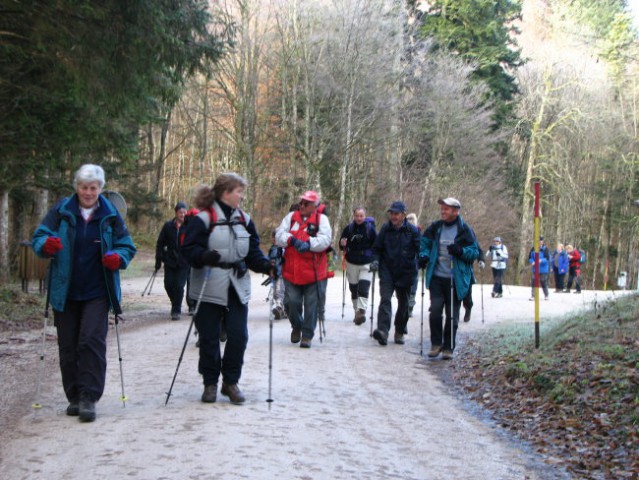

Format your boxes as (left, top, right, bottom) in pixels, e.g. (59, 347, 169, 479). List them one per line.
(54, 297, 110, 403)
(164, 266, 190, 313)
(194, 288, 248, 386)
(428, 275, 461, 351)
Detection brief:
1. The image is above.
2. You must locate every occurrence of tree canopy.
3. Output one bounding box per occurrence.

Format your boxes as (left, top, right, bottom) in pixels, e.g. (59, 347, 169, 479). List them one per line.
(416, 0, 524, 126)
(0, 0, 231, 192)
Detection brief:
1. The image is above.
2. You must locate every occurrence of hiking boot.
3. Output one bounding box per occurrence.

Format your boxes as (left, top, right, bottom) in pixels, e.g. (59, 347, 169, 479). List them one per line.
(66, 402, 79, 416)
(491, 292, 495, 298)
(442, 349, 453, 360)
(496, 293, 503, 298)
(353, 309, 366, 325)
(574, 291, 581, 294)
(427, 345, 442, 358)
(394, 332, 405, 345)
(300, 338, 312, 348)
(171, 312, 180, 321)
(188, 306, 195, 316)
(201, 384, 217, 403)
(290, 327, 301, 343)
(78, 396, 96, 422)
(463, 308, 471, 322)
(372, 329, 388, 346)
(221, 383, 245, 405)
(272, 306, 285, 320)
(529, 296, 535, 301)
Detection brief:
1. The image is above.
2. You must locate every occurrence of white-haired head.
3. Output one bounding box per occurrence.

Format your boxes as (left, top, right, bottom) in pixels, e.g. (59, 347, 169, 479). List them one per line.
(74, 164, 105, 189)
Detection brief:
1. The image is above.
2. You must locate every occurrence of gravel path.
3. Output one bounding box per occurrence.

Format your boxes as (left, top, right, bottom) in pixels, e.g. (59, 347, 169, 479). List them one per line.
(0, 271, 621, 480)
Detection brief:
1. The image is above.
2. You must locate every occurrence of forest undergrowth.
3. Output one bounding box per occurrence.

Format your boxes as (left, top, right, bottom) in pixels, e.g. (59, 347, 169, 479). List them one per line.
(450, 294, 639, 480)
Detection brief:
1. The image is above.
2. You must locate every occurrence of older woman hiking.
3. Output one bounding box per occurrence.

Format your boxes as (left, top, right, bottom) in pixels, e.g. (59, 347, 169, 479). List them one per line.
(32, 164, 137, 422)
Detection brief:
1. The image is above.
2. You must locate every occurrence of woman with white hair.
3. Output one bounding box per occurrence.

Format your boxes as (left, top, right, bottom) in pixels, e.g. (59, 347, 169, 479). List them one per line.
(32, 164, 137, 422)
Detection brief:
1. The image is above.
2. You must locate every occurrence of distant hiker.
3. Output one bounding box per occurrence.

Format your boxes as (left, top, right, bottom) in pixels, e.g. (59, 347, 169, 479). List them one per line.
(181, 173, 274, 405)
(462, 243, 485, 322)
(275, 190, 332, 349)
(419, 197, 479, 360)
(529, 236, 550, 300)
(155, 201, 190, 320)
(339, 207, 377, 325)
(406, 213, 421, 319)
(370, 201, 421, 346)
(32, 164, 137, 422)
(551, 243, 569, 292)
(565, 244, 582, 293)
(486, 236, 508, 298)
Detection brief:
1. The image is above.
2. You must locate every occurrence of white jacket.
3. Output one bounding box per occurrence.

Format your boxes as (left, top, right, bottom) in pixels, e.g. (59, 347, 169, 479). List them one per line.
(486, 244, 508, 270)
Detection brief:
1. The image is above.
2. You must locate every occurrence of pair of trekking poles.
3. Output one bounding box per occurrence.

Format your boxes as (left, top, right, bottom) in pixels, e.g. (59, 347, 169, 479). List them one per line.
(164, 268, 279, 408)
(33, 264, 128, 410)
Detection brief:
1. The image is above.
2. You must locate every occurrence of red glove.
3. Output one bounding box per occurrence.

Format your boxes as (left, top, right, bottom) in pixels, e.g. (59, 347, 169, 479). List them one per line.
(102, 252, 121, 271)
(42, 236, 63, 257)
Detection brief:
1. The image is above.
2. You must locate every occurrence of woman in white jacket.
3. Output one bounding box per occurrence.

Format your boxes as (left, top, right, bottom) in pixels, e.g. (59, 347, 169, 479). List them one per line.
(486, 237, 508, 298)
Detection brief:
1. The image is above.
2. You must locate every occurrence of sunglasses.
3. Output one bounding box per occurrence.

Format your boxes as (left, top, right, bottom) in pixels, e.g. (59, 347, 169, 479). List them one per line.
(299, 200, 312, 206)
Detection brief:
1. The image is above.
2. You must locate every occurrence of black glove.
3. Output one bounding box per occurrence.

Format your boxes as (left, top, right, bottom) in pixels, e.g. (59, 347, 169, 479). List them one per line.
(290, 237, 311, 253)
(369, 260, 379, 272)
(418, 256, 429, 269)
(496, 251, 501, 257)
(201, 250, 221, 266)
(447, 244, 463, 257)
(489, 245, 496, 252)
(155, 260, 162, 270)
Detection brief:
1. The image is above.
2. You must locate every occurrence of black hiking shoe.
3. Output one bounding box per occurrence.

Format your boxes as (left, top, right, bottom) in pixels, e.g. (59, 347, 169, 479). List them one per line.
(373, 329, 388, 346)
(79, 396, 96, 422)
(66, 402, 79, 416)
(463, 308, 471, 323)
(394, 332, 405, 345)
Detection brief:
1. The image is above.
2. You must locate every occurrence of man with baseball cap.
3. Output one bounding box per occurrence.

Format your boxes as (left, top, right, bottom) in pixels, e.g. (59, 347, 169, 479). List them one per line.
(370, 200, 421, 346)
(155, 201, 191, 320)
(418, 197, 479, 359)
(275, 190, 332, 348)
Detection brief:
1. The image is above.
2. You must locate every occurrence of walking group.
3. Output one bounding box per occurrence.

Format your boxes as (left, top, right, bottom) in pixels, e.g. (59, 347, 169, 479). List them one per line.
(32, 164, 487, 421)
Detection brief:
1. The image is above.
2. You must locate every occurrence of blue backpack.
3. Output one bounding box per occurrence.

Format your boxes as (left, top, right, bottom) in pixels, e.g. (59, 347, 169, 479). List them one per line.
(578, 248, 586, 265)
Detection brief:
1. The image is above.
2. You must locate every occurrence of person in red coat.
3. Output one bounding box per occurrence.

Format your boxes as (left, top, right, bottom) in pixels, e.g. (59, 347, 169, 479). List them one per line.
(565, 244, 582, 293)
(275, 191, 332, 348)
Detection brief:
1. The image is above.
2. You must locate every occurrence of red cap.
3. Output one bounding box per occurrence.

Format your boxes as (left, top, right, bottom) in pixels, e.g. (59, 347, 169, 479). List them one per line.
(300, 190, 320, 204)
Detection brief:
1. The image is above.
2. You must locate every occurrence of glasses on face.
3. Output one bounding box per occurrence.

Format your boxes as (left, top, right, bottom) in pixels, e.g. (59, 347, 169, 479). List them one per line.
(299, 201, 311, 207)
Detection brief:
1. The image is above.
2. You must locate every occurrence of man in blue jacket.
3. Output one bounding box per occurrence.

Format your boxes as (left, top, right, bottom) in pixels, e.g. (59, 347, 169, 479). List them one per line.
(370, 201, 421, 346)
(419, 198, 479, 360)
(529, 236, 550, 300)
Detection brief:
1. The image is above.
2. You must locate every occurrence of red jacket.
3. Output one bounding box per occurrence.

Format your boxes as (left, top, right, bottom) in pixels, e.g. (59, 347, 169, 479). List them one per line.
(282, 210, 329, 286)
(568, 249, 581, 270)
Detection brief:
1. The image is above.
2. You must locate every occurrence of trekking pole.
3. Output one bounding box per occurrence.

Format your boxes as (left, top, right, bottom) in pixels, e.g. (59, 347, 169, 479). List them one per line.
(267, 279, 276, 409)
(147, 268, 157, 295)
(165, 268, 210, 406)
(113, 313, 127, 407)
(340, 251, 345, 319)
(369, 271, 376, 337)
(480, 266, 485, 324)
(141, 269, 158, 296)
(32, 263, 53, 410)
(420, 267, 425, 357)
(450, 257, 454, 352)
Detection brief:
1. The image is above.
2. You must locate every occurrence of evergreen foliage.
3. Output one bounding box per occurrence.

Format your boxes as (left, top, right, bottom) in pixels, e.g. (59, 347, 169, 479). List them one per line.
(417, 0, 524, 126)
(0, 0, 231, 191)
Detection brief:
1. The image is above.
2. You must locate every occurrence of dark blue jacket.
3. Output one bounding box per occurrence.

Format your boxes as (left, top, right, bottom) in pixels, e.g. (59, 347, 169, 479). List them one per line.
(155, 219, 189, 269)
(372, 220, 420, 287)
(339, 220, 377, 265)
(32, 194, 136, 313)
